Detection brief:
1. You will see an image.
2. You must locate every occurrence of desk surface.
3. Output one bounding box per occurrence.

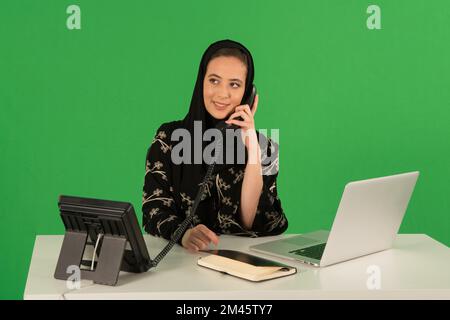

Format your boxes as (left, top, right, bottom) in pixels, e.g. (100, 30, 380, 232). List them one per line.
(24, 234, 450, 300)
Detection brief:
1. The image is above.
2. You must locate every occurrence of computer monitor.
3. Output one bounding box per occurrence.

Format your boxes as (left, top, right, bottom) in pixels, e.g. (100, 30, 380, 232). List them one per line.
(54, 195, 153, 286)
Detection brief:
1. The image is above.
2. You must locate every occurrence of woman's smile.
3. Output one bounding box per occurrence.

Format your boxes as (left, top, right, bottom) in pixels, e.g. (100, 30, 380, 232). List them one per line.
(213, 100, 230, 110)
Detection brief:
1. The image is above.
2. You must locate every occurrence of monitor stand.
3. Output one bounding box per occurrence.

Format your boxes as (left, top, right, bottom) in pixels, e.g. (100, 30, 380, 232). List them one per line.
(54, 231, 127, 286)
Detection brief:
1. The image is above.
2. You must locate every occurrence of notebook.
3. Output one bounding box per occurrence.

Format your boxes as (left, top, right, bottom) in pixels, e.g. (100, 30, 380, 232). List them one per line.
(197, 250, 297, 282)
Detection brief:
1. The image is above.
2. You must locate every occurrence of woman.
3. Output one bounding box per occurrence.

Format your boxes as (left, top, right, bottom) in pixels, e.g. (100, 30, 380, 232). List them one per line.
(142, 39, 287, 251)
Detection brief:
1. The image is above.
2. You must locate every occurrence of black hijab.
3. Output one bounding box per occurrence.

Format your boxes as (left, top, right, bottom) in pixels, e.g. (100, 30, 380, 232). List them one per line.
(173, 39, 255, 209)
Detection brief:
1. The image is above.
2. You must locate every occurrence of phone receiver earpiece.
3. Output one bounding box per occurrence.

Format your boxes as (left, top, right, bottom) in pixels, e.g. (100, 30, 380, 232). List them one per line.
(217, 85, 257, 131)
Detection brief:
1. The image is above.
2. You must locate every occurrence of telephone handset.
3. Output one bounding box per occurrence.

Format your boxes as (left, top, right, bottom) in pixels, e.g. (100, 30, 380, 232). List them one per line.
(216, 85, 257, 130)
(244, 85, 257, 112)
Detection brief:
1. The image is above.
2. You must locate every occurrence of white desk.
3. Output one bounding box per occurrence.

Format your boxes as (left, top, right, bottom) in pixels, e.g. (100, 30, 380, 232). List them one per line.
(24, 234, 450, 300)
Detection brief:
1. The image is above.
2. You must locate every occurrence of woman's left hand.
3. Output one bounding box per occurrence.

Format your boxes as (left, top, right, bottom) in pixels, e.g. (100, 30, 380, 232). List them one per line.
(225, 94, 259, 150)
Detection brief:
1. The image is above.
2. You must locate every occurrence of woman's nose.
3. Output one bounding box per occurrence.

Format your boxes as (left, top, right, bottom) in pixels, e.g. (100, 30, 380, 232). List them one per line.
(216, 84, 231, 99)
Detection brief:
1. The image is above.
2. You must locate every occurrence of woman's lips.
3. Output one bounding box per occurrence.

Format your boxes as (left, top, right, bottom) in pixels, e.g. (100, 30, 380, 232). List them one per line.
(213, 101, 230, 110)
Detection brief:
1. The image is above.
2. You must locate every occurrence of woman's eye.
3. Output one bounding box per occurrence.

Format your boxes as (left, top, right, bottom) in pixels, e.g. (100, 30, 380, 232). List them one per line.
(209, 79, 219, 84)
(230, 82, 240, 88)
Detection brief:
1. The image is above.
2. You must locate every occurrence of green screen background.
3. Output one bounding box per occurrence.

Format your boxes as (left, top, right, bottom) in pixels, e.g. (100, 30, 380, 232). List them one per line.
(1, 0, 449, 299)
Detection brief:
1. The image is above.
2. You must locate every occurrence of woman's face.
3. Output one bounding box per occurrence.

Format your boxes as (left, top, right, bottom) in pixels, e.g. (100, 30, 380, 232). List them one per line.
(203, 56, 247, 120)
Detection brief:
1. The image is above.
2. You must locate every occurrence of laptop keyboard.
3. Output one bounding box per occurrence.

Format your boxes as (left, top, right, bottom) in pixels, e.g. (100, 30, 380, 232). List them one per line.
(289, 243, 326, 260)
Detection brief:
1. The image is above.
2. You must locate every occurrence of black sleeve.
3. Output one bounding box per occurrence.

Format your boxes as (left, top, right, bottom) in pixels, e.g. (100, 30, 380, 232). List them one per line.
(250, 136, 288, 235)
(142, 124, 183, 242)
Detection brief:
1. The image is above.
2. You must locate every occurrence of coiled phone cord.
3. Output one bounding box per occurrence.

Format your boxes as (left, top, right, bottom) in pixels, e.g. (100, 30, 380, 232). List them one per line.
(150, 132, 224, 267)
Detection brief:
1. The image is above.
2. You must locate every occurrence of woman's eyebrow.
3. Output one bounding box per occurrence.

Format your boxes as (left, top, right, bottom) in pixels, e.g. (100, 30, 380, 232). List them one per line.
(207, 73, 243, 83)
(207, 73, 222, 79)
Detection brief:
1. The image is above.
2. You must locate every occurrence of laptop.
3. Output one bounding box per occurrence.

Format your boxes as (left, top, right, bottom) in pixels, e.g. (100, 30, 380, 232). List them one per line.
(250, 171, 419, 267)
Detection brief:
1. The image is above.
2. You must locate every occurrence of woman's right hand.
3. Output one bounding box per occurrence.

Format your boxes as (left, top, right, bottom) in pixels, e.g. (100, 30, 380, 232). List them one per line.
(181, 224, 219, 252)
